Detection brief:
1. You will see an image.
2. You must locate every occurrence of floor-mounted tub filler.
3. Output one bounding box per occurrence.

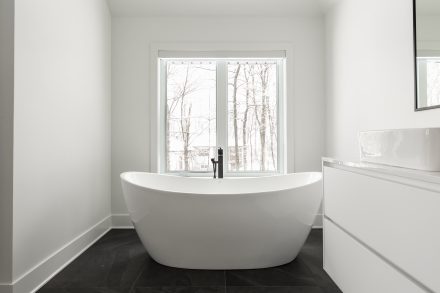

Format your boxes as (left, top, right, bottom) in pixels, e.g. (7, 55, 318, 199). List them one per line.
(120, 172, 322, 270)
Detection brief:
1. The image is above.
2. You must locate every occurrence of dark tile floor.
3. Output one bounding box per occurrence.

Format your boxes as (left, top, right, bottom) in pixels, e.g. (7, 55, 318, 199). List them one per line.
(38, 229, 341, 293)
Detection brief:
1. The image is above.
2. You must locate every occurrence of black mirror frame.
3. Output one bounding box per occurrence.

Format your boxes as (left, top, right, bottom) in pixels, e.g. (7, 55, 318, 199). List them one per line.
(413, 0, 440, 111)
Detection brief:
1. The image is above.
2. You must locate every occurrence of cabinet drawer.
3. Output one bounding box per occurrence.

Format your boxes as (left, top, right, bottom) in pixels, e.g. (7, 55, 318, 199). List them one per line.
(324, 166, 440, 292)
(324, 219, 425, 293)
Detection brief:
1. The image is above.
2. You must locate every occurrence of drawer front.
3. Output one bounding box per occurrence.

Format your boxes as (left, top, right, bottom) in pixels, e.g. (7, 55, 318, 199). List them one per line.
(324, 166, 440, 292)
(324, 219, 425, 293)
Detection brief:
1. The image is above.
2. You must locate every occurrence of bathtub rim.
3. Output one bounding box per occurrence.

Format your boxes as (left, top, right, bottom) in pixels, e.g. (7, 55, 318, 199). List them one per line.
(120, 171, 322, 196)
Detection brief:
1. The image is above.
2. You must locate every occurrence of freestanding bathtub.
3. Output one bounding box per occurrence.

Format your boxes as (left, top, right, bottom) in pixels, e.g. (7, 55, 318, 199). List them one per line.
(120, 172, 322, 270)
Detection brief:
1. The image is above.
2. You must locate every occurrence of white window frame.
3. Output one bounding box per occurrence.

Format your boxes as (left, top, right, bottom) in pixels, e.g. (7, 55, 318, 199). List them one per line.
(149, 43, 294, 176)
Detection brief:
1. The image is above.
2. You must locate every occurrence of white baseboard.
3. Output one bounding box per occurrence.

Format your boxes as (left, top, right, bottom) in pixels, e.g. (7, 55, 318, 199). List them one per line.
(6, 216, 112, 293)
(111, 214, 133, 228)
(313, 214, 323, 229)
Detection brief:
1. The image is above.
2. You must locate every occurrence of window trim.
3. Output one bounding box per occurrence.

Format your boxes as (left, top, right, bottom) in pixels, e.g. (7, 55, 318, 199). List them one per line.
(149, 43, 293, 176)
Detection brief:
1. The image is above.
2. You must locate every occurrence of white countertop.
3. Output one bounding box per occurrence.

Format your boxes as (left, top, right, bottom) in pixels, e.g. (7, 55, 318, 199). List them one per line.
(323, 157, 440, 186)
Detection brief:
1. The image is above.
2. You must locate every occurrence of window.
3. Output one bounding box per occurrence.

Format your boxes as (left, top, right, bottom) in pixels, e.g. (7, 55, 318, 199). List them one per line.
(160, 56, 285, 175)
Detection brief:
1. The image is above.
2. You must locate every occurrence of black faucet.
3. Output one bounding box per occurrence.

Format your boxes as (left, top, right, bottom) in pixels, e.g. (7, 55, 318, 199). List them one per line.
(210, 147, 224, 179)
(217, 147, 223, 178)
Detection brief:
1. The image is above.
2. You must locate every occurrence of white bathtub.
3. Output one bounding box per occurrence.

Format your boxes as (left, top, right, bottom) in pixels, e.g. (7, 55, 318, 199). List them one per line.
(120, 172, 322, 270)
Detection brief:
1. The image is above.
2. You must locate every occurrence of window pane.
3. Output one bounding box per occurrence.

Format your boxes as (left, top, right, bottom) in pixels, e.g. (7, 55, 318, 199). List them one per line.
(166, 61, 216, 172)
(227, 61, 278, 172)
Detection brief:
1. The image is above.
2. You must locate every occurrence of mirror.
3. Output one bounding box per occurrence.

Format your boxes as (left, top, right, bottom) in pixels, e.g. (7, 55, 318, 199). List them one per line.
(414, 0, 440, 110)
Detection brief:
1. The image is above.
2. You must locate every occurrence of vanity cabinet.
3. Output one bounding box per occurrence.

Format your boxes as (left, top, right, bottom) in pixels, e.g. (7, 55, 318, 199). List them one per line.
(322, 159, 440, 293)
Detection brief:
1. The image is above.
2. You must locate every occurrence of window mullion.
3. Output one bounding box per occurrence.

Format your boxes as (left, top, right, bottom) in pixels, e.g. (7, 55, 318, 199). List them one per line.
(160, 59, 167, 173)
(216, 61, 228, 172)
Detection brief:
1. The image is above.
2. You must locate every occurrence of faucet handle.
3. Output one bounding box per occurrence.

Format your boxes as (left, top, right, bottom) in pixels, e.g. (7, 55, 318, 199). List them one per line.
(210, 158, 217, 179)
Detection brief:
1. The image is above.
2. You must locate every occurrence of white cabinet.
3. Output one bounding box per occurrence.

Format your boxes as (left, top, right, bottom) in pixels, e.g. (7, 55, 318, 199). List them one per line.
(323, 159, 440, 293)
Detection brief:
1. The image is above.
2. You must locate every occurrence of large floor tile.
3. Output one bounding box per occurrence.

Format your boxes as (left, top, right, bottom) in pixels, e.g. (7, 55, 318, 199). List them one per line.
(225, 268, 315, 287)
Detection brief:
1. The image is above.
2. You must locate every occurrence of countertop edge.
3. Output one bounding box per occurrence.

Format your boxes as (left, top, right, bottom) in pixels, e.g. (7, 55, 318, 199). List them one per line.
(322, 157, 440, 186)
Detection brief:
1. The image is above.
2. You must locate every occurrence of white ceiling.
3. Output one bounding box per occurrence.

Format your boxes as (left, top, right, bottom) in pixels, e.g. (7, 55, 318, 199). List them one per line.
(107, 0, 337, 17)
(417, 0, 440, 15)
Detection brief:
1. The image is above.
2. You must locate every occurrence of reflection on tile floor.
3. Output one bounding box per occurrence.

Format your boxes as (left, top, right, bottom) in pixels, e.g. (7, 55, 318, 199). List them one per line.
(38, 229, 341, 293)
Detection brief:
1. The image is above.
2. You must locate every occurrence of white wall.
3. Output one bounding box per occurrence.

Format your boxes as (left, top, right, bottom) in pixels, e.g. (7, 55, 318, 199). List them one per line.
(0, 0, 14, 286)
(111, 17, 325, 214)
(325, 0, 440, 162)
(13, 0, 111, 282)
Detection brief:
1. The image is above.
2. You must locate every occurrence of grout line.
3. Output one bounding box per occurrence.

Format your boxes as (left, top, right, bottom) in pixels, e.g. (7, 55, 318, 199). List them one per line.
(224, 270, 227, 293)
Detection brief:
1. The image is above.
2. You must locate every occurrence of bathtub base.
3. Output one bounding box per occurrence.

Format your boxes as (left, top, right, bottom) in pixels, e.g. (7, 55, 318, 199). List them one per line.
(133, 218, 312, 270)
(151, 255, 299, 270)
